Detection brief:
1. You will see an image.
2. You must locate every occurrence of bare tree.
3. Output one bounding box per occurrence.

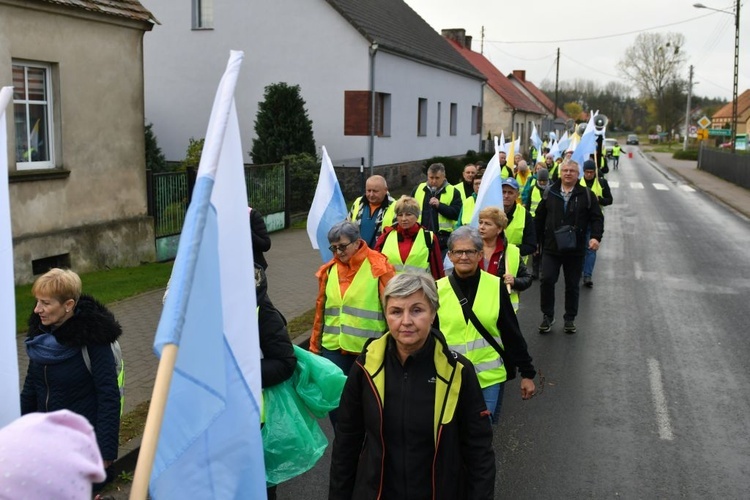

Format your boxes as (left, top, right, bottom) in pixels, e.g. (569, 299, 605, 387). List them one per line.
(620, 32, 686, 128)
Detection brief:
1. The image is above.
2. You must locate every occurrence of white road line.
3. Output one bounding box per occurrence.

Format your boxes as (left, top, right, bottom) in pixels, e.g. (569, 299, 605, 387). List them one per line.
(609, 181, 620, 188)
(653, 183, 669, 191)
(630, 182, 644, 189)
(679, 185, 696, 192)
(634, 261, 643, 280)
(648, 358, 674, 441)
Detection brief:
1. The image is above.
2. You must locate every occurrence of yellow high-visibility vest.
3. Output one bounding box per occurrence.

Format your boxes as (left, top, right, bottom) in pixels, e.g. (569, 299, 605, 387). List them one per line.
(381, 227, 431, 274)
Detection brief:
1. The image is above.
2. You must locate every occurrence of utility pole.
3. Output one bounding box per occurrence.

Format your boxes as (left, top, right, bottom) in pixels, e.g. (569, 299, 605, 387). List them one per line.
(683, 65, 693, 151)
(554, 48, 560, 119)
(481, 26, 485, 54)
(731, 0, 740, 153)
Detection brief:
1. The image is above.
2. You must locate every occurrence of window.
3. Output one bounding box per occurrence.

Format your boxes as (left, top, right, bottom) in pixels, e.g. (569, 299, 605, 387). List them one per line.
(375, 92, 391, 137)
(13, 62, 54, 170)
(417, 98, 428, 136)
(192, 0, 214, 29)
(471, 106, 482, 135)
(449, 103, 457, 136)
(437, 102, 442, 137)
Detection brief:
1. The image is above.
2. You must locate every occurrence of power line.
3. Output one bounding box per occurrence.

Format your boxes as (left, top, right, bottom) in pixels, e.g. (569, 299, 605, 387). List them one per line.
(483, 43, 557, 62)
(694, 72, 733, 94)
(561, 53, 622, 81)
(486, 11, 718, 44)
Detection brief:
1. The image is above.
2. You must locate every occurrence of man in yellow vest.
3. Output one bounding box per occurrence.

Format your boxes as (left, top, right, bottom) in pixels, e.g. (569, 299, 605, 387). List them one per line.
(348, 175, 395, 248)
(580, 160, 613, 287)
(456, 174, 483, 228)
(454, 163, 477, 200)
(411, 163, 462, 255)
(612, 142, 623, 170)
(435, 226, 537, 424)
(522, 167, 549, 280)
(501, 177, 537, 260)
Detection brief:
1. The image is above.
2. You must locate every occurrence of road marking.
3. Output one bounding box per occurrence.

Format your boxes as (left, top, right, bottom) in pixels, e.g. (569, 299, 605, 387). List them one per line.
(634, 261, 643, 280)
(679, 185, 696, 192)
(609, 181, 620, 188)
(648, 358, 674, 441)
(653, 183, 669, 191)
(630, 182, 644, 189)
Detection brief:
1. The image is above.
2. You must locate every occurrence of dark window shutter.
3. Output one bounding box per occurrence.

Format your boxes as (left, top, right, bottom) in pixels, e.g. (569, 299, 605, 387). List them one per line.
(344, 91, 372, 136)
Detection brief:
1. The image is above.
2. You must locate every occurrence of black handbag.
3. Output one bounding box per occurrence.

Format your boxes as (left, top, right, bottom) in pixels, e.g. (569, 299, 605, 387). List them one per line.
(553, 225, 578, 251)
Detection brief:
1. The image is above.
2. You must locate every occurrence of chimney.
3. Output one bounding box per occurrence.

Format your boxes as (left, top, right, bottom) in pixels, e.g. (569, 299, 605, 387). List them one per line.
(441, 28, 467, 49)
(512, 70, 526, 81)
(465, 36, 472, 51)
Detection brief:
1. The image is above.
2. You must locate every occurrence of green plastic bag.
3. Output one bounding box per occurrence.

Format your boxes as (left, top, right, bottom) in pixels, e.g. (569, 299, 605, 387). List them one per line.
(262, 346, 348, 486)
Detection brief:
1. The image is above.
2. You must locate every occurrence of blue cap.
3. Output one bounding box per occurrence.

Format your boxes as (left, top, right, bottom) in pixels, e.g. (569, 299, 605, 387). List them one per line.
(501, 177, 520, 190)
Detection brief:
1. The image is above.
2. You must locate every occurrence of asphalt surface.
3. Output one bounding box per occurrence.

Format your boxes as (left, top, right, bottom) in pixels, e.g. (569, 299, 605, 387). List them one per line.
(15, 147, 750, 498)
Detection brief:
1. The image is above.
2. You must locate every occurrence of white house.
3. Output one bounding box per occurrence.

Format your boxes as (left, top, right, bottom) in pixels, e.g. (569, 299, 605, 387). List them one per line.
(142, 0, 486, 176)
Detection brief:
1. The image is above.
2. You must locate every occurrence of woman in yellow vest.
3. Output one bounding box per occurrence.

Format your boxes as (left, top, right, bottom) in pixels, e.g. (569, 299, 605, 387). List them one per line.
(476, 207, 532, 313)
(374, 195, 444, 280)
(310, 221, 395, 424)
(435, 227, 537, 424)
(330, 272, 496, 499)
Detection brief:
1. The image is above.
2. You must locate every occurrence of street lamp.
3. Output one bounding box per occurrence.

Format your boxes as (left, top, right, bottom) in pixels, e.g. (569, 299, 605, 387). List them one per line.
(694, 1, 741, 153)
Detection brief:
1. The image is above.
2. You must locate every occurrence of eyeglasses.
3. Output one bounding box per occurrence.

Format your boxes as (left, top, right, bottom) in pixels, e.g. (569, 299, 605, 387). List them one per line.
(329, 241, 355, 253)
(450, 249, 479, 257)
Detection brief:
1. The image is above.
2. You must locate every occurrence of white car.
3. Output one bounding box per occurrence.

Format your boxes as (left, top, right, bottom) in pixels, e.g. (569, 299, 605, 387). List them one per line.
(604, 138, 617, 156)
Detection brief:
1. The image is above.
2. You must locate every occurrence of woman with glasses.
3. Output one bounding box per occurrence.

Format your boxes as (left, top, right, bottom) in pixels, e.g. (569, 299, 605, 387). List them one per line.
(477, 207, 532, 313)
(435, 226, 537, 424)
(310, 221, 395, 424)
(374, 195, 444, 280)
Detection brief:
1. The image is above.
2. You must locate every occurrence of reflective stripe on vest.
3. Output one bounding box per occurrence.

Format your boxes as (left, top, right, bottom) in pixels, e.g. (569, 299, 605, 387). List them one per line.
(381, 227, 430, 274)
(436, 272, 506, 388)
(505, 204, 527, 247)
(322, 259, 386, 352)
(414, 183, 457, 233)
(580, 176, 602, 198)
(363, 333, 463, 443)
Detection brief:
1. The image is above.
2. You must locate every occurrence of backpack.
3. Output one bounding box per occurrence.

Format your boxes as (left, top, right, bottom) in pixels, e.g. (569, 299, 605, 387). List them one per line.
(82, 341, 125, 417)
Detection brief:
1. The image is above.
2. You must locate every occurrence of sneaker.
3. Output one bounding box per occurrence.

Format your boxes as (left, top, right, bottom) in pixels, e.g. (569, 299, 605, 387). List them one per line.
(564, 320, 577, 334)
(583, 276, 593, 288)
(539, 315, 554, 333)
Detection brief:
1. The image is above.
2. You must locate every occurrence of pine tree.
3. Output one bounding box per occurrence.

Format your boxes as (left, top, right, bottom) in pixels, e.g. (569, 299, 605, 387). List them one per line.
(145, 122, 167, 172)
(250, 83, 316, 164)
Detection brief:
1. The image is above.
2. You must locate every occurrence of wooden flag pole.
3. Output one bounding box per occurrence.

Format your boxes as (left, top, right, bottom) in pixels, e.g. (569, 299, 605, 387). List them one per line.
(129, 343, 179, 499)
(504, 250, 512, 295)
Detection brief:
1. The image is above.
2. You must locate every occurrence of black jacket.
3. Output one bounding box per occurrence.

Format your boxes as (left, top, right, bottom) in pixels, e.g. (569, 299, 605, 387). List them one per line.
(255, 266, 296, 388)
(583, 176, 614, 207)
(250, 208, 271, 270)
(330, 331, 495, 500)
(21, 295, 122, 460)
(535, 181, 604, 255)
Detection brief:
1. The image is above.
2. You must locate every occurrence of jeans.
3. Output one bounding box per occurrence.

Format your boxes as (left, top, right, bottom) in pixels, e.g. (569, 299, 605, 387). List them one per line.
(481, 382, 506, 425)
(540, 252, 585, 321)
(583, 228, 596, 278)
(321, 348, 358, 428)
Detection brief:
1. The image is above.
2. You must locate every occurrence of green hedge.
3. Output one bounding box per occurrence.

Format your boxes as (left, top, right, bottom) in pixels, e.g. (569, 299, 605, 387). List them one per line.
(423, 150, 494, 184)
(672, 149, 699, 161)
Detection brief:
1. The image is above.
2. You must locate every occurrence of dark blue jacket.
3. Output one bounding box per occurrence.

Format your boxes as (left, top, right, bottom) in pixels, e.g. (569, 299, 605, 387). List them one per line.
(21, 295, 122, 460)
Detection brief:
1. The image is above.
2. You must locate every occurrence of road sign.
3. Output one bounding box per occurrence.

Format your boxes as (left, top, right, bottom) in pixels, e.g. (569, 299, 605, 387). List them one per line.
(708, 128, 731, 137)
(689, 125, 697, 135)
(698, 116, 711, 129)
(696, 129, 708, 140)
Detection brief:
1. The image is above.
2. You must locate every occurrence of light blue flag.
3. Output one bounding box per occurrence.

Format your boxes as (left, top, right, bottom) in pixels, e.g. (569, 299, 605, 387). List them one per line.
(530, 124, 542, 157)
(0, 86, 20, 428)
(555, 131, 570, 159)
(149, 51, 266, 499)
(306, 146, 348, 262)
(470, 137, 503, 227)
(571, 112, 597, 177)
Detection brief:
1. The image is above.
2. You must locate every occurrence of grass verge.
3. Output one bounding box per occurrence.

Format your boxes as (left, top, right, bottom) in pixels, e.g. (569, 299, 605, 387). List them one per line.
(286, 307, 316, 340)
(15, 261, 174, 333)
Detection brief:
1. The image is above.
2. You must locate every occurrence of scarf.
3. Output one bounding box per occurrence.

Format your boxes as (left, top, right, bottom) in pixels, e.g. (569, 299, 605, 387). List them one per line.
(26, 332, 80, 365)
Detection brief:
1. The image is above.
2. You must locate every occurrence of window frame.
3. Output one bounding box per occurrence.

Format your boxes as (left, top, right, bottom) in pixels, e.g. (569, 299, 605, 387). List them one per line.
(449, 103, 458, 136)
(417, 98, 428, 137)
(12, 61, 56, 171)
(192, 0, 214, 29)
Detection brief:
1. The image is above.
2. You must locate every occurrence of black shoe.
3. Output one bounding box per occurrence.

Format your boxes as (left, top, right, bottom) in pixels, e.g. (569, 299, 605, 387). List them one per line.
(583, 276, 593, 288)
(539, 315, 554, 333)
(564, 320, 577, 334)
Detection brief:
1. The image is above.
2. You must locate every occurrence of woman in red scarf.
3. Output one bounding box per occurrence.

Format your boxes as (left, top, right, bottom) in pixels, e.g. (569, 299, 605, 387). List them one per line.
(477, 207, 532, 312)
(375, 196, 444, 280)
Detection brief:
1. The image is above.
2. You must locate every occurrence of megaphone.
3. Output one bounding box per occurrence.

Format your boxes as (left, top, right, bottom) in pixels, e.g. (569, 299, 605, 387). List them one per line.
(594, 114, 609, 134)
(576, 122, 587, 136)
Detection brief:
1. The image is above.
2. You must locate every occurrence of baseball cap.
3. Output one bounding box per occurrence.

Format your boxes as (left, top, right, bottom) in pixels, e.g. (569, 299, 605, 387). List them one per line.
(501, 177, 520, 190)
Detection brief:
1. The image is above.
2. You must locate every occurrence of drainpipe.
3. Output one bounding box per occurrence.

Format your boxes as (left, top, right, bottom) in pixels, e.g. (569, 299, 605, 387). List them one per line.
(368, 41, 378, 175)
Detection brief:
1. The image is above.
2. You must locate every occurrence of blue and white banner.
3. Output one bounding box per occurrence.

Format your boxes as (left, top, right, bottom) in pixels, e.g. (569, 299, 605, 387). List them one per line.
(306, 146, 348, 262)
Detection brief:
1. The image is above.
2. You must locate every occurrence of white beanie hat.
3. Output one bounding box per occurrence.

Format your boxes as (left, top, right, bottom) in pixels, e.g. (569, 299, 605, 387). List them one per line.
(0, 410, 106, 499)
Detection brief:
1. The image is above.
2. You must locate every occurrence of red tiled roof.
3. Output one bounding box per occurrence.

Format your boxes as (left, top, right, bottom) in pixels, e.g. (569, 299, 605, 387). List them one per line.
(712, 89, 750, 119)
(510, 76, 569, 120)
(445, 39, 543, 115)
(38, 0, 156, 24)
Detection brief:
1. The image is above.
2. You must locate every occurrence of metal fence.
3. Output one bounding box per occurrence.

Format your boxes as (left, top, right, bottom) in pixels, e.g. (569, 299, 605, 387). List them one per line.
(698, 147, 750, 189)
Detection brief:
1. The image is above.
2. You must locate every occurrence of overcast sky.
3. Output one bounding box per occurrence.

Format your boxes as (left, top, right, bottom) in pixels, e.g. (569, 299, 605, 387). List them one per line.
(403, 0, 749, 102)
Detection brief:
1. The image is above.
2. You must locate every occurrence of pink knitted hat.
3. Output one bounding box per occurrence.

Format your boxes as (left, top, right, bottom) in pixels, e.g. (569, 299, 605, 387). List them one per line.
(0, 410, 106, 499)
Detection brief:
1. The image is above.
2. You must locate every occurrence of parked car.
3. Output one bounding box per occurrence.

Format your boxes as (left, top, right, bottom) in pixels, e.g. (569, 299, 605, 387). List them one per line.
(626, 134, 639, 145)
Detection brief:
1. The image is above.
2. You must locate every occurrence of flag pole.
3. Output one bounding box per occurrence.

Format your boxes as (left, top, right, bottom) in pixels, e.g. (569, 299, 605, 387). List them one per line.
(129, 344, 179, 499)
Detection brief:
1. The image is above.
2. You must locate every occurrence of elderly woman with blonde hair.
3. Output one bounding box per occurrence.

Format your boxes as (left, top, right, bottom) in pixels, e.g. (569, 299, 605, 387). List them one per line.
(374, 195, 444, 280)
(476, 206, 533, 313)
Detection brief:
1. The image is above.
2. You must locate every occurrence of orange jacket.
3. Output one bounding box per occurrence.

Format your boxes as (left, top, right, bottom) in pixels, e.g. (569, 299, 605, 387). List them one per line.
(310, 240, 395, 354)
